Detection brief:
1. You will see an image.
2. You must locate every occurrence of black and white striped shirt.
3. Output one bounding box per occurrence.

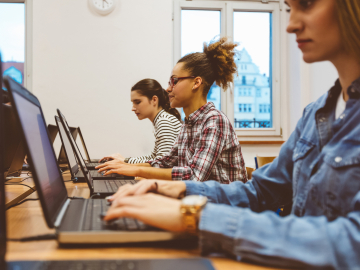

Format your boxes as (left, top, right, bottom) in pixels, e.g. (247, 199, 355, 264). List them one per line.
(127, 110, 182, 164)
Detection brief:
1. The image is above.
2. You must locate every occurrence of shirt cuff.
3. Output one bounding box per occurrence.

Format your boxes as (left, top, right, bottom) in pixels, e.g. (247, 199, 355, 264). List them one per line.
(198, 203, 241, 256)
(185, 181, 206, 196)
(149, 160, 161, 168)
(171, 166, 192, 181)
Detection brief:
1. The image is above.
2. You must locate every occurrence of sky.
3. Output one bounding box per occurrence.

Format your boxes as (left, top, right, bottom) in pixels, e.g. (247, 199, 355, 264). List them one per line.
(181, 10, 270, 77)
(0, 3, 25, 62)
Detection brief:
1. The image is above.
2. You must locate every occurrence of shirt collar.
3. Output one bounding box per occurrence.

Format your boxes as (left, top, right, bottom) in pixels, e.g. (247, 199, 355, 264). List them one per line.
(153, 109, 164, 125)
(321, 76, 360, 110)
(184, 102, 215, 125)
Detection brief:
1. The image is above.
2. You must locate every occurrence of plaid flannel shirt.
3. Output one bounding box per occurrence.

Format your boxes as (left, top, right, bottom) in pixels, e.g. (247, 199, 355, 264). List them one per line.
(150, 102, 247, 183)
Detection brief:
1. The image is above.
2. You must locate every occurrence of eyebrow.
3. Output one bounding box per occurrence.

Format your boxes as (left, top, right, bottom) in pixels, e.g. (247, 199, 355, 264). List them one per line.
(284, 0, 289, 6)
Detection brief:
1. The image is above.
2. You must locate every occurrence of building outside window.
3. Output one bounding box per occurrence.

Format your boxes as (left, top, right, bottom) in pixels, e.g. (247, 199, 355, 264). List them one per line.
(174, 0, 282, 135)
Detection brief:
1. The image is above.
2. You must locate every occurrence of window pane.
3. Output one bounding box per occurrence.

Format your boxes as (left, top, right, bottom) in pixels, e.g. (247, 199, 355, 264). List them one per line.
(181, 10, 221, 119)
(0, 3, 25, 88)
(233, 12, 272, 129)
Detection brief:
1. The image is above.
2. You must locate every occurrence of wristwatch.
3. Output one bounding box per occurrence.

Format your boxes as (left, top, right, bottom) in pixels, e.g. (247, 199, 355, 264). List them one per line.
(180, 195, 208, 234)
(124, 157, 130, 163)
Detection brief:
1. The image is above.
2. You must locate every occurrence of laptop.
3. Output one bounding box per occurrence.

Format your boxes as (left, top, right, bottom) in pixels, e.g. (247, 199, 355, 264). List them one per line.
(55, 114, 135, 184)
(77, 127, 100, 163)
(0, 78, 214, 269)
(56, 111, 109, 170)
(5, 76, 191, 245)
(48, 124, 78, 166)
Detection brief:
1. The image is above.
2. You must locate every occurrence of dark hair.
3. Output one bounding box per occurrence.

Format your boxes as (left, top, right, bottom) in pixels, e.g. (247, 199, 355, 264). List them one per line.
(177, 37, 238, 96)
(131, 79, 181, 121)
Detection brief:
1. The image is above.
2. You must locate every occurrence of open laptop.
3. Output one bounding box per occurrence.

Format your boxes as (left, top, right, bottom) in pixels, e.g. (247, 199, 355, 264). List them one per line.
(0, 78, 214, 269)
(4, 76, 191, 245)
(55, 114, 135, 183)
(57, 111, 109, 170)
(48, 124, 78, 166)
(77, 127, 100, 163)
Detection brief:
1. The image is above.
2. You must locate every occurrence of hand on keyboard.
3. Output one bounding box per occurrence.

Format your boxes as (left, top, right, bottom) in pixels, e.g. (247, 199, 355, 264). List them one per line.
(103, 193, 185, 232)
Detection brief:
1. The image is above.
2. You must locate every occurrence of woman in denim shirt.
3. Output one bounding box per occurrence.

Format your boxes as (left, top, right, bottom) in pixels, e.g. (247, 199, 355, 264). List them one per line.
(104, 0, 360, 268)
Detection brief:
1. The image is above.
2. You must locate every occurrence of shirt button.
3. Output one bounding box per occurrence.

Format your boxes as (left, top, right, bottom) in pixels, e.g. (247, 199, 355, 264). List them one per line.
(340, 114, 345, 119)
(335, 157, 342, 163)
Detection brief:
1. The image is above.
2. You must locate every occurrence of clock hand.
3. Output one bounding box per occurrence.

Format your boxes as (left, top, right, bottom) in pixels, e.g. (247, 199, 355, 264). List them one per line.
(104, 0, 108, 3)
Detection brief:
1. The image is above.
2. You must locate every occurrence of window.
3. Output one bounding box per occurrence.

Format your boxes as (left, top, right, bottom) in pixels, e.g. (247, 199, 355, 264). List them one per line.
(0, 0, 32, 90)
(256, 88, 261, 97)
(0, 2, 24, 86)
(174, 0, 282, 137)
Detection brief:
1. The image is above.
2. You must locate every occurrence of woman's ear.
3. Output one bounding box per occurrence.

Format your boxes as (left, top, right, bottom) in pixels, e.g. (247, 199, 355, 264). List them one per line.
(192, 77, 203, 91)
(152, 95, 159, 107)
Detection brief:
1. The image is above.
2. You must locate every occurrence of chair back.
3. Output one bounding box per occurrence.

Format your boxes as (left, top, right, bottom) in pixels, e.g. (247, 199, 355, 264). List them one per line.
(256, 156, 277, 168)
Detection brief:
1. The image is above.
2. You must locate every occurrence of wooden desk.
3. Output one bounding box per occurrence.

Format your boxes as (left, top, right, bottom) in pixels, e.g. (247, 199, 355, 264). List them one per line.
(5, 174, 36, 209)
(5, 180, 275, 270)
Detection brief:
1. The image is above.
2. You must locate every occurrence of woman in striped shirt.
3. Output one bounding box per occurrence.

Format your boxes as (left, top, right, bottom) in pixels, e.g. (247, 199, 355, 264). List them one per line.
(100, 79, 182, 164)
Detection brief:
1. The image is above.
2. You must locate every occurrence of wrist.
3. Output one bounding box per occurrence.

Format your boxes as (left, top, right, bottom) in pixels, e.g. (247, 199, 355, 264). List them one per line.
(124, 157, 130, 163)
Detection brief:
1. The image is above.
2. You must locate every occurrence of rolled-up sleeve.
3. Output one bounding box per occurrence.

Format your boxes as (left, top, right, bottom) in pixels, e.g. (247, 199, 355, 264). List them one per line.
(198, 198, 360, 269)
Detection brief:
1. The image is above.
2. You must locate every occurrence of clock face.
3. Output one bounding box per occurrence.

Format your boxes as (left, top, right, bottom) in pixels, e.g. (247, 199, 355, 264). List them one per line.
(90, 0, 116, 15)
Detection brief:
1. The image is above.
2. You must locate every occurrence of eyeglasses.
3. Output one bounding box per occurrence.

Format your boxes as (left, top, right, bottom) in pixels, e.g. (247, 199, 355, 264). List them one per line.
(168, 76, 196, 88)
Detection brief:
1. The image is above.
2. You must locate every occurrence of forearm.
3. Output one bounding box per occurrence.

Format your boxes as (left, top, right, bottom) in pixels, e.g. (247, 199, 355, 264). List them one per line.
(199, 203, 360, 269)
(136, 167, 173, 180)
(130, 163, 151, 167)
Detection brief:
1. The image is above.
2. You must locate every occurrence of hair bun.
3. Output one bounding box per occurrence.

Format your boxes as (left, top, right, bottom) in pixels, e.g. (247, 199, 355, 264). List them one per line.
(203, 37, 238, 90)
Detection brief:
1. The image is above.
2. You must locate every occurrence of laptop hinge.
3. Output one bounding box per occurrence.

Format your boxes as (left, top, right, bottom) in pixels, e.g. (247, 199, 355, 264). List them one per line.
(54, 198, 70, 228)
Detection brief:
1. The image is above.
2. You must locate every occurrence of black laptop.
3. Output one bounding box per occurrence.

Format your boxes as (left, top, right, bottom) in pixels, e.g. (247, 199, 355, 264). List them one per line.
(3, 75, 199, 246)
(55, 114, 135, 183)
(77, 127, 100, 163)
(48, 123, 78, 166)
(56, 111, 109, 170)
(0, 68, 214, 270)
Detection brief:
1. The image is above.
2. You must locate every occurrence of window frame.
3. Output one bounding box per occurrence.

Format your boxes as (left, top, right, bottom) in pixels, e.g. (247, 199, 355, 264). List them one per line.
(173, 0, 285, 139)
(0, 0, 33, 91)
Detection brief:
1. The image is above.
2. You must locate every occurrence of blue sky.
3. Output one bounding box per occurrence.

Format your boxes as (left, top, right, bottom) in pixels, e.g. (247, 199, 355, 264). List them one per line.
(181, 10, 270, 77)
(0, 3, 25, 62)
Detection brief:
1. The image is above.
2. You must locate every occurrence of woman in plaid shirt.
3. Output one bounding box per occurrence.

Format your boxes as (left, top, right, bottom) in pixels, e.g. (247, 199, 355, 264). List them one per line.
(97, 37, 247, 183)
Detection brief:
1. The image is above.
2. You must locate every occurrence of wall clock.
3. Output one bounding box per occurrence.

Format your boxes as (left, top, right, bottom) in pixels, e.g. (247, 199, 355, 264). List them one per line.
(89, 0, 116, 15)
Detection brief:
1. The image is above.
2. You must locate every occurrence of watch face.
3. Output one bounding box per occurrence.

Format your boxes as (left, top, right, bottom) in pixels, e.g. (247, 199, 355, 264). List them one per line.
(182, 195, 207, 206)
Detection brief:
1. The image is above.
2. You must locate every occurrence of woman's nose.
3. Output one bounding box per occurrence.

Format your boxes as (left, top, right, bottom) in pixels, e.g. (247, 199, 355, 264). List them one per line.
(286, 10, 303, 34)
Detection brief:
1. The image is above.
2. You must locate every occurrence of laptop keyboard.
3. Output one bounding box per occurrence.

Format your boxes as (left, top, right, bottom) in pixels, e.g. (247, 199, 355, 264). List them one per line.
(11, 260, 139, 270)
(86, 162, 99, 167)
(82, 199, 148, 231)
(104, 179, 137, 193)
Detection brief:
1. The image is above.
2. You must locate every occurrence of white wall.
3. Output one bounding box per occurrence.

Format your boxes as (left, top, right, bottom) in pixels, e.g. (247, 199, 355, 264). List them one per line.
(32, 0, 173, 159)
(30, 0, 339, 168)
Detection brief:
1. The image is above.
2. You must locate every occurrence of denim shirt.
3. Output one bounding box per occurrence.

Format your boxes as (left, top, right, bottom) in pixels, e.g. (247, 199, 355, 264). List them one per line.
(185, 77, 360, 269)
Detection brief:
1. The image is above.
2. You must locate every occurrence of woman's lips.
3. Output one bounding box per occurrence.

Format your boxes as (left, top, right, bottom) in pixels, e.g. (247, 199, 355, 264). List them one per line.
(297, 39, 312, 49)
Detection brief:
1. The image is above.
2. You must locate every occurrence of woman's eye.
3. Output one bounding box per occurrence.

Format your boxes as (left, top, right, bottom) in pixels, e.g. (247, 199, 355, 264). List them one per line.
(299, 0, 314, 8)
(286, 8, 291, 13)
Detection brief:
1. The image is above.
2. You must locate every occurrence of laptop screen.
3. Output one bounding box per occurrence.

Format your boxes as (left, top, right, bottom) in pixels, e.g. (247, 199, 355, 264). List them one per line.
(57, 110, 93, 186)
(7, 78, 68, 228)
(55, 116, 79, 174)
(0, 54, 7, 266)
(57, 111, 88, 170)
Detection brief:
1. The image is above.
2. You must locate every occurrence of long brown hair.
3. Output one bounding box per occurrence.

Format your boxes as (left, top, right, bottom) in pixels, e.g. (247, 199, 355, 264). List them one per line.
(131, 79, 181, 121)
(335, 0, 360, 62)
(177, 37, 238, 96)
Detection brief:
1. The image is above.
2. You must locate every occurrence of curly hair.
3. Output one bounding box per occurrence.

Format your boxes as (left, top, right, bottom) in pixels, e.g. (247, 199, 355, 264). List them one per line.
(335, 0, 360, 62)
(177, 37, 238, 96)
